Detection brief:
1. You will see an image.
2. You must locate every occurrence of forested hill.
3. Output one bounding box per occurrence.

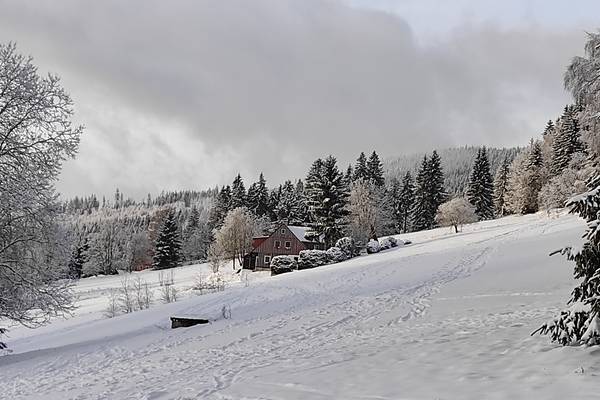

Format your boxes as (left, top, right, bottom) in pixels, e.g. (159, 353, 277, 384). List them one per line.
(385, 146, 522, 197)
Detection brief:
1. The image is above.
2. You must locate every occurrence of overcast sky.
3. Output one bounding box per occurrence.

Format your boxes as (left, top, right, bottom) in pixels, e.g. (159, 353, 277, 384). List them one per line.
(0, 0, 598, 199)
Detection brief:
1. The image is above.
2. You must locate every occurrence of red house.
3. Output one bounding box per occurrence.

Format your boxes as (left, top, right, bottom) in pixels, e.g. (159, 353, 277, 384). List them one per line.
(243, 224, 325, 270)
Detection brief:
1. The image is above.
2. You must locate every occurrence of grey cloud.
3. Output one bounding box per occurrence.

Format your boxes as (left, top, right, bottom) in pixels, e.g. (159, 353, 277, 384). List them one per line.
(0, 0, 587, 198)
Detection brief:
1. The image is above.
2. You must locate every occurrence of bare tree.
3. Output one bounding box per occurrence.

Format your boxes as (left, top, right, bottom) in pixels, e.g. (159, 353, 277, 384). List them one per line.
(348, 180, 387, 244)
(435, 198, 478, 233)
(0, 42, 83, 330)
(214, 207, 258, 269)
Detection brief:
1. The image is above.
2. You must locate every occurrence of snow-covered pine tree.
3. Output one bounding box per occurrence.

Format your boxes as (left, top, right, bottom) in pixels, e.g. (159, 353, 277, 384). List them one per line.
(268, 185, 282, 222)
(412, 156, 431, 231)
(412, 152, 447, 230)
(345, 164, 354, 186)
(387, 177, 402, 232)
(275, 180, 302, 224)
(247, 173, 270, 217)
(467, 147, 494, 220)
(533, 175, 600, 344)
(493, 157, 510, 217)
(428, 150, 447, 222)
(543, 120, 555, 136)
(67, 238, 89, 279)
(367, 151, 385, 187)
(153, 209, 182, 270)
(551, 106, 585, 176)
(208, 185, 232, 229)
(230, 173, 247, 209)
(353, 152, 369, 182)
(305, 158, 324, 222)
(306, 155, 349, 247)
(295, 179, 309, 224)
(399, 171, 415, 232)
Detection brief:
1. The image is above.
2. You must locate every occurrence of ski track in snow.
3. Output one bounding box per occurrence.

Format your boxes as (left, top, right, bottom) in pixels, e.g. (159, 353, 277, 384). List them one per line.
(0, 213, 594, 400)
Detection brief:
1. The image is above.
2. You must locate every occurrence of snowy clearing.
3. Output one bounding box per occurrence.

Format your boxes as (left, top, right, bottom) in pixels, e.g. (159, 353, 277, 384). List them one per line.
(1, 212, 598, 400)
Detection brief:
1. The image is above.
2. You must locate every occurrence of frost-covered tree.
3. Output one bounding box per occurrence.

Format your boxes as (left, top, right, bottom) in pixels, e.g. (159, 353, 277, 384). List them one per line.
(493, 157, 511, 217)
(348, 180, 384, 244)
(306, 155, 349, 247)
(412, 152, 446, 230)
(412, 156, 431, 231)
(182, 206, 210, 261)
(353, 152, 369, 182)
(538, 166, 587, 211)
(0, 43, 83, 330)
(564, 31, 600, 164)
(435, 197, 477, 233)
(152, 210, 182, 270)
(275, 180, 303, 224)
(506, 141, 547, 214)
(214, 207, 258, 269)
(367, 151, 385, 187)
(230, 174, 247, 209)
(398, 172, 415, 232)
(551, 106, 585, 176)
(247, 173, 269, 217)
(208, 185, 231, 229)
(467, 148, 494, 220)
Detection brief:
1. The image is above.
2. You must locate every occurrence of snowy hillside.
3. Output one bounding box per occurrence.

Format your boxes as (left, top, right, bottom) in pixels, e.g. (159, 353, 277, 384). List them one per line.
(1, 212, 597, 400)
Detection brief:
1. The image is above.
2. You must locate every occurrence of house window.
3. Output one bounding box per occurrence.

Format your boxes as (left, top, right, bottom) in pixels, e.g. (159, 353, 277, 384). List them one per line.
(285, 241, 291, 249)
(275, 240, 281, 249)
(264, 255, 271, 264)
(281, 229, 285, 234)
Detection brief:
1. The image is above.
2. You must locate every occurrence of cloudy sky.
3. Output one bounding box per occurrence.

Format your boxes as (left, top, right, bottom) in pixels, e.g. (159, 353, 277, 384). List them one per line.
(0, 0, 598, 199)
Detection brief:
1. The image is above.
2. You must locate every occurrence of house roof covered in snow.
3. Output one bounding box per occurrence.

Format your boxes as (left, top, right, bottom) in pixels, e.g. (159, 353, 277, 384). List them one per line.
(288, 225, 322, 242)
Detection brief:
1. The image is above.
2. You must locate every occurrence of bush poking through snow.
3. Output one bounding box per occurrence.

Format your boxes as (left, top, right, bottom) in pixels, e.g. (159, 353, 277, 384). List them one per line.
(335, 237, 359, 259)
(270, 255, 297, 276)
(326, 246, 347, 263)
(366, 240, 381, 254)
(379, 237, 398, 250)
(298, 250, 330, 269)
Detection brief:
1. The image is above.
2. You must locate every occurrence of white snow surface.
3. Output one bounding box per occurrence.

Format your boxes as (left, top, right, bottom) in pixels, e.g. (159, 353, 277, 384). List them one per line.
(1, 212, 599, 399)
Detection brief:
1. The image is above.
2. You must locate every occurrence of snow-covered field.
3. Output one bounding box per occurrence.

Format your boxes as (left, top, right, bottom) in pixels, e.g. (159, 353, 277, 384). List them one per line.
(1, 212, 598, 399)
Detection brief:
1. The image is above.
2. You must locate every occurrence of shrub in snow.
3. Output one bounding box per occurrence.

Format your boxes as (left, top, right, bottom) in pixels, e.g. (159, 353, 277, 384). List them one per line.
(298, 250, 329, 269)
(335, 237, 359, 258)
(270, 255, 297, 276)
(379, 237, 398, 250)
(366, 239, 381, 254)
(326, 246, 347, 263)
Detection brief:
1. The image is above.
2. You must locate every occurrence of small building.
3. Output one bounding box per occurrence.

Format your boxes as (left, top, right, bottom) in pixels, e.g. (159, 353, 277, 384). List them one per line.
(243, 224, 325, 270)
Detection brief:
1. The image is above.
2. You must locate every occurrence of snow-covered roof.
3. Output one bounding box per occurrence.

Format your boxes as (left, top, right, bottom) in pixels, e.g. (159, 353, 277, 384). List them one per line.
(288, 225, 322, 242)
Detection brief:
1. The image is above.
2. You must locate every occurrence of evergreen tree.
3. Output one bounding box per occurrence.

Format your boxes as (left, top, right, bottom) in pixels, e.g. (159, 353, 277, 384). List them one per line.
(367, 151, 385, 187)
(247, 173, 269, 217)
(275, 180, 302, 224)
(467, 148, 494, 220)
(295, 179, 308, 223)
(551, 106, 585, 175)
(268, 185, 281, 222)
(208, 185, 231, 229)
(543, 119, 555, 136)
(534, 175, 600, 345)
(353, 152, 369, 182)
(399, 171, 415, 232)
(152, 209, 182, 270)
(345, 164, 354, 186)
(67, 238, 88, 279)
(306, 155, 349, 247)
(412, 156, 431, 231)
(493, 157, 510, 217)
(387, 177, 402, 232)
(428, 150, 447, 214)
(305, 158, 324, 223)
(412, 152, 446, 230)
(230, 173, 247, 209)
